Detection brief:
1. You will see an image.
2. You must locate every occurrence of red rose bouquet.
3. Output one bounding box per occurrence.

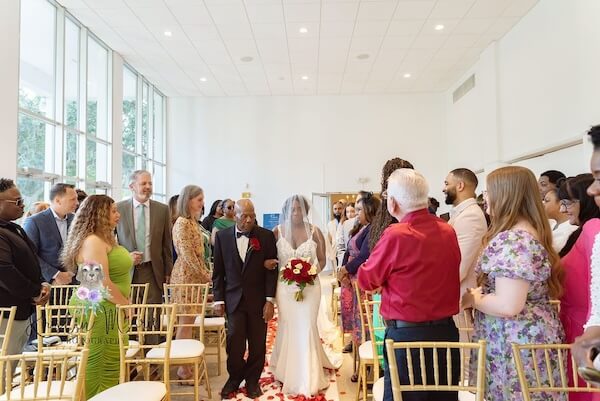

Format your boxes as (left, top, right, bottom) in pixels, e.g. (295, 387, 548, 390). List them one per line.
(280, 257, 318, 301)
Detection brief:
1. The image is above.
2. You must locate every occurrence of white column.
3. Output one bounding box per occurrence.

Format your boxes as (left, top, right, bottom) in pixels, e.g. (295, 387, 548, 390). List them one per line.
(111, 53, 124, 200)
(0, 0, 20, 179)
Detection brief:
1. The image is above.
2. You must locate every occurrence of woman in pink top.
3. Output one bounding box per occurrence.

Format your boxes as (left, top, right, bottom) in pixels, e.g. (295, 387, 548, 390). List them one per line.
(559, 175, 600, 400)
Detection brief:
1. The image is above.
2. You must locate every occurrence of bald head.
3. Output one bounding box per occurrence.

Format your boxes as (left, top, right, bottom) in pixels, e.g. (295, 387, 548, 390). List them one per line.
(235, 199, 256, 232)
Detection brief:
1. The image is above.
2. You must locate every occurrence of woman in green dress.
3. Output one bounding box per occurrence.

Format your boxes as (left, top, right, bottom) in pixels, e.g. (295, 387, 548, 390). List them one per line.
(62, 195, 132, 399)
(210, 198, 236, 245)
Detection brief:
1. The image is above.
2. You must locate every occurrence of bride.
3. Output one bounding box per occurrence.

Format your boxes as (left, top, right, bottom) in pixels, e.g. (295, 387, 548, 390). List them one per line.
(269, 195, 342, 396)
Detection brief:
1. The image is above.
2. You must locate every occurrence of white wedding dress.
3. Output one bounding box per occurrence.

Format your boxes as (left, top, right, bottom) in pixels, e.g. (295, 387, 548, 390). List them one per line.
(270, 229, 343, 396)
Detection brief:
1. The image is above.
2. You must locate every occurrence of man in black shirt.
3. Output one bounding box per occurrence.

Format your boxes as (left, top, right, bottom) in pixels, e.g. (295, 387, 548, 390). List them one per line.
(0, 178, 50, 356)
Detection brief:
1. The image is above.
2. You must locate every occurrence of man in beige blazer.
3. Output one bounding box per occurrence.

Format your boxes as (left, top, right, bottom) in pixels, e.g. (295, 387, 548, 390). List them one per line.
(443, 168, 488, 301)
(116, 170, 173, 306)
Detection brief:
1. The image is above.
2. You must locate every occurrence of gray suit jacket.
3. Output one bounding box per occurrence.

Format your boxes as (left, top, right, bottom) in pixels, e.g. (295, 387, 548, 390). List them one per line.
(116, 199, 173, 286)
(23, 208, 74, 282)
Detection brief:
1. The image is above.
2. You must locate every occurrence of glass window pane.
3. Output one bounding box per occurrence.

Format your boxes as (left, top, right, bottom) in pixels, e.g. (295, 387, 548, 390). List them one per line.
(16, 176, 47, 214)
(141, 82, 149, 158)
(122, 152, 136, 190)
(87, 38, 109, 141)
(153, 92, 164, 163)
(153, 163, 165, 196)
(19, 0, 56, 119)
(17, 113, 54, 171)
(65, 131, 79, 177)
(86, 139, 110, 183)
(64, 19, 80, 129)
(122, 67, 137, 152)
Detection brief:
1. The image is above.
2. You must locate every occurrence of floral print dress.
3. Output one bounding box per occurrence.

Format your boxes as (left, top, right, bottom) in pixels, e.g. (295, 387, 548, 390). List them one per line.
(472, 229, 566, 401)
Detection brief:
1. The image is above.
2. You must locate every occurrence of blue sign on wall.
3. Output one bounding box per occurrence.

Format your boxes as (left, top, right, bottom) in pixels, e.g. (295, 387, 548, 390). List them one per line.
(262, 213, 280, 230)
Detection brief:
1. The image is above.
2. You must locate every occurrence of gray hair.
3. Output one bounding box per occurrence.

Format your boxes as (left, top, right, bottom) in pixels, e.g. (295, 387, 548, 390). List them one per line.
(387, 168, 429, 212)
(177, 185, 204, 219)
(129, 170, 151, 185)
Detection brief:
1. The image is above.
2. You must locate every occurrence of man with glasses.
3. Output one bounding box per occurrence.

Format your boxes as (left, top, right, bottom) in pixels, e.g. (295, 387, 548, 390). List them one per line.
(0, 178, 50, 357)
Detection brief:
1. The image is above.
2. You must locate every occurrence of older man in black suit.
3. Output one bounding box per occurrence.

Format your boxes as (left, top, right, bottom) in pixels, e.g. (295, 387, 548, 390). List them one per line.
(212, 199, 278, 399)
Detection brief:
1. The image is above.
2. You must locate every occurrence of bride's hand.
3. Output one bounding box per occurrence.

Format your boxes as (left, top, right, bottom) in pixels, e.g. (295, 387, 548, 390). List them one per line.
(264, 259, 278, 270)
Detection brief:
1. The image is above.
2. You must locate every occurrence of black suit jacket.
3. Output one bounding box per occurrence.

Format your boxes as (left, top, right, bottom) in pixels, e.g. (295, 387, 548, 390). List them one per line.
(0, 220, 45, 320)
(212, 225, 278, 314)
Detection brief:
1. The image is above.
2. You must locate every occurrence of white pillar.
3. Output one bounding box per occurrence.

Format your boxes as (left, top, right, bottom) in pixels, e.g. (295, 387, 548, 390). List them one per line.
(0, 0, 20, 179)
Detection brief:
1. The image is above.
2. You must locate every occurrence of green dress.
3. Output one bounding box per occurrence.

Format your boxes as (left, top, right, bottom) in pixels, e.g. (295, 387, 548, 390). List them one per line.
(212, 217, 236, 231)
(72, 245, 132, 399)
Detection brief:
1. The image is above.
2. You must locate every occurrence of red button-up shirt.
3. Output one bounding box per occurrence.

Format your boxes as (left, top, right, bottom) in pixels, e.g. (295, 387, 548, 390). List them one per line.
(358, 208, 461, 322)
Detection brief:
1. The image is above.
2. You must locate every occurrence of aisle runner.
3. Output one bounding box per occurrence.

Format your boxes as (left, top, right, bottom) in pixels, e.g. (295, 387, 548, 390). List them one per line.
(226, 314, 340, 401)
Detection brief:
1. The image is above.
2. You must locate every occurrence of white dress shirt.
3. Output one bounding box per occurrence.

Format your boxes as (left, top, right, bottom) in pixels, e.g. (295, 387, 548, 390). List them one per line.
(336, 217, 356, 267)
(132, 198, 151, 263)
(448, 198, 488, 299)
(235, 226, 250, 261)
(50, 208, 68, 244)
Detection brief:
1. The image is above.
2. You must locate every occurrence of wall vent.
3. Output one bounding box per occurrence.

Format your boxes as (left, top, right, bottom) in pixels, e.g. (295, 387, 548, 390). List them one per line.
(452, 74, 475, 103)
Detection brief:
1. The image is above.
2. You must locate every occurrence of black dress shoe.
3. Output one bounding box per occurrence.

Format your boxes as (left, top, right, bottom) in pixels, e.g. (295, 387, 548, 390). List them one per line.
(246, 385, 263, 399)
(342, 343, 353, 353)
(220, 380, 240, 399)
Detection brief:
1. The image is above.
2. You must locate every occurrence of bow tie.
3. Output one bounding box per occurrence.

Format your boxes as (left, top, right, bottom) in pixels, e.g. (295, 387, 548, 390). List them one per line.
(236, 231, 250, 238)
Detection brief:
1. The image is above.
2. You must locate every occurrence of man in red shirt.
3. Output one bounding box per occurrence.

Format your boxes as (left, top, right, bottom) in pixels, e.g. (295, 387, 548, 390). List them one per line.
(358, 168, 461, 401)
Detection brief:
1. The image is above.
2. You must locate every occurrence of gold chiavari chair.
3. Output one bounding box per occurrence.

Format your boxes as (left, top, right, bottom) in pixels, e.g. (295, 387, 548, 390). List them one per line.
(118, 303, 175, 401)
(0, 350, 88, 400)
(130, 283, 149, 305)
(385, 339, 486, 401)
(0, 307, 17, 357)
(353, 280, 373, 401)
(512, 343, 600, 400)
(162, 283, 211, 399)
(362, 300, 386, 401)
(48, 285, 78, 307)
(550, 300, 561, 314)
(32, 304, 95, 354)
(88, 381, 167, 401)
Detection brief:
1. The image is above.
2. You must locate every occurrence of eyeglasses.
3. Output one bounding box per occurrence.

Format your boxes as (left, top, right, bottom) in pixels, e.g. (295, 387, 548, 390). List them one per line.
(0, 198, 24, 207)
(560, 199, 579, 209)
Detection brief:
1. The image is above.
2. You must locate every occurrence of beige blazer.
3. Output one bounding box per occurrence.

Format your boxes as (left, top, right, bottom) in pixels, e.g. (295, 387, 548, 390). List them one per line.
(449, 198, 488, 299)
(116, 198, 173, 286)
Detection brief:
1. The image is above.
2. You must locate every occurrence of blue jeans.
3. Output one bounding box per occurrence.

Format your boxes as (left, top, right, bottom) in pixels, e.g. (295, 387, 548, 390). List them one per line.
(383, 320, 459, 401)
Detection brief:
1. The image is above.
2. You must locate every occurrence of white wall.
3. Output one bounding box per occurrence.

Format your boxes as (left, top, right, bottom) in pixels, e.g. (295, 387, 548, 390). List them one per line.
(167, 94, 446, 220)
(0, 0, 20, 179)
(445, 0, 600, 181)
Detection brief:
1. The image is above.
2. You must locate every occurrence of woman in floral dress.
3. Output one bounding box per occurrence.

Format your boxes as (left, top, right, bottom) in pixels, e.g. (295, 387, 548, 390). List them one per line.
(462, 166, 565, 401)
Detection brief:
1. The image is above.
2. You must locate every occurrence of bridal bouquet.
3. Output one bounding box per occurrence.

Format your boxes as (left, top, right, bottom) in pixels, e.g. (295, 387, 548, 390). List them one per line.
(280, 257, 318, 302)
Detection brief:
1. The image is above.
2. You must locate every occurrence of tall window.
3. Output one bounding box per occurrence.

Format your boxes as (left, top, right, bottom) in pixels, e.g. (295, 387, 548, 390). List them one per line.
(17, 0, 115, 208)
(121, 65, 166, 202)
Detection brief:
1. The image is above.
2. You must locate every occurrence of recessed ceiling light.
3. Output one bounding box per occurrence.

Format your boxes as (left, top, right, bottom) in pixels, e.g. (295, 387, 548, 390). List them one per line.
(403, 73, 411, 78)
(434, 24, 445, 31)
(164, 30, 172, 37)
(200, 77, 207, 82)
(301, 75, 309, 81)
(299, 27, 308, 34)
(240, 56, 254, 62)
(357, 53, 370, 60)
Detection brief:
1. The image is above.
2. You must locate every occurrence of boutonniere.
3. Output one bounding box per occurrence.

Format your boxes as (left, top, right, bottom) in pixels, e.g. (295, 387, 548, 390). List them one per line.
(249, 237, 261, 251)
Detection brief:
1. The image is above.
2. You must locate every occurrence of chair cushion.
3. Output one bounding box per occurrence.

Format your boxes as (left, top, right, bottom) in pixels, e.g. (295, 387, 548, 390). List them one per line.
(88, 381, 166, 401)
(359, 341, 373, 359)
(0, 381, 76, 400)
(146, 339, 205, 359)
(125, 340, 141, 358)
(195, 316, 225, 327)
(373, 377, 384, 401)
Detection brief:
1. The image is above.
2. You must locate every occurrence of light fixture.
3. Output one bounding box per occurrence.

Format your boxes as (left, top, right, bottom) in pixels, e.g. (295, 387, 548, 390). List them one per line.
(240, 56, 254, 62)
(200, 77, 207, 82)
(403, 73, 411, 78)
(163, 30, 172, 37)
(301, 75, 309, 80)
(299, 27, 308, 34)
(357, 53, 370, 60)
(434, 24, 444, 31)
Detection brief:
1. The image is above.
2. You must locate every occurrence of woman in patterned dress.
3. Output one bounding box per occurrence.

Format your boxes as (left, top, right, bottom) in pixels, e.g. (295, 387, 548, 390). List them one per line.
(462, 166, 566, 401)
(171, 185, 211, 381)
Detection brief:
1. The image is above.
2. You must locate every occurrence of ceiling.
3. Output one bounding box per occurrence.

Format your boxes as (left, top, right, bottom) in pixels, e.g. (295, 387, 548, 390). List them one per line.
(58, 0, 539, 97)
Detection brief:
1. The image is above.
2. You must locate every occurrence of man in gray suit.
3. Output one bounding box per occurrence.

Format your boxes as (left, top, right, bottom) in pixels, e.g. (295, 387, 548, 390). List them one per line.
(116, 170, 173, 307)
